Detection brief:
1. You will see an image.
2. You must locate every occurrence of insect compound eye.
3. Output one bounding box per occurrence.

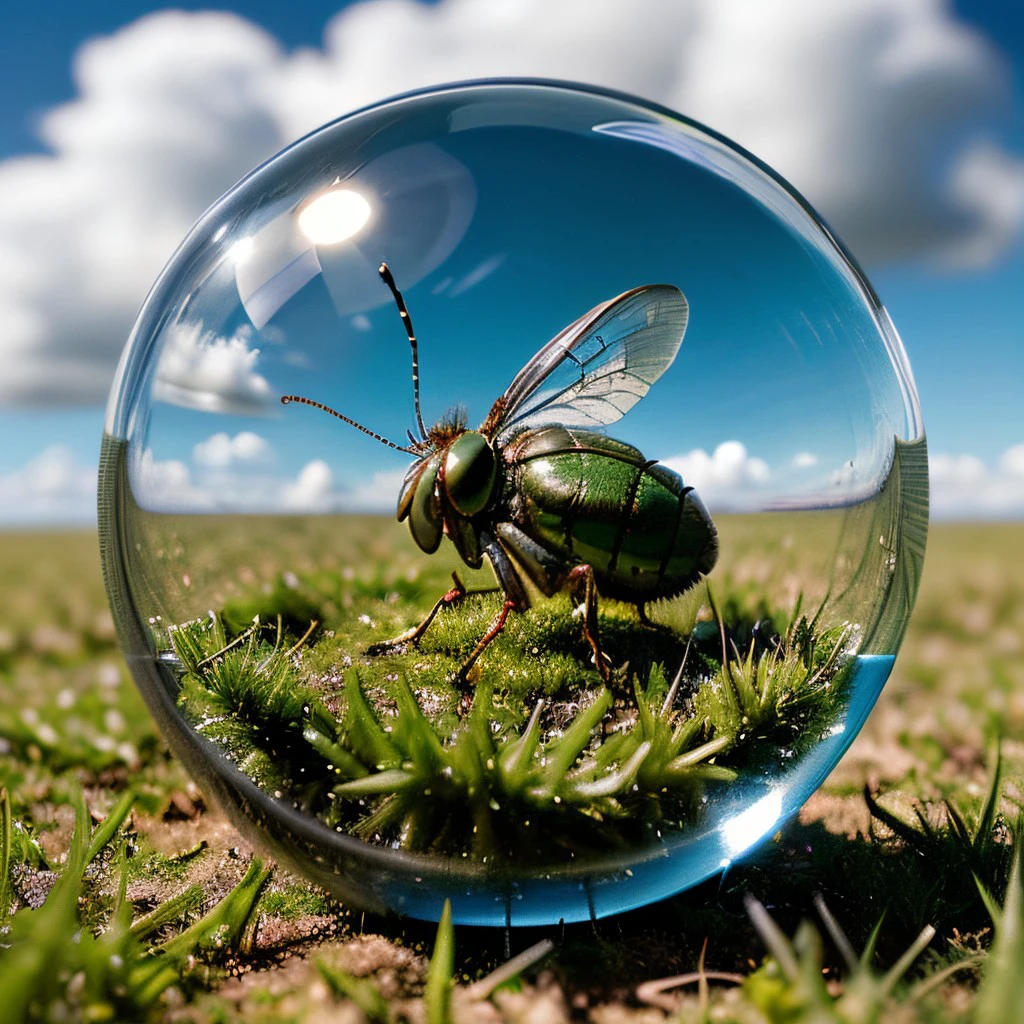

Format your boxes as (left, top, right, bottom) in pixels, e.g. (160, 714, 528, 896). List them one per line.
(409, 454, 443, 553)
(443, 431, 497, 518)
(397, 459, 424, 522)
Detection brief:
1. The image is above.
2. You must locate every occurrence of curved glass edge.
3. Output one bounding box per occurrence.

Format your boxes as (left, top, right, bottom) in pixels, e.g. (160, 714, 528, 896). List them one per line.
(103, 78, 926, 445)
(96, 80, 924, 927)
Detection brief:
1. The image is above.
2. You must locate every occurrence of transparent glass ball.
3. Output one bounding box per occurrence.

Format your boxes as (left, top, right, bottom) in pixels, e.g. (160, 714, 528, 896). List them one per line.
(99, 80, 927, 925)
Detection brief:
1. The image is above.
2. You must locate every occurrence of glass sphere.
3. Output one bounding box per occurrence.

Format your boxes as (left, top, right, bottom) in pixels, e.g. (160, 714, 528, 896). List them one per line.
(99, 80, 927, 925)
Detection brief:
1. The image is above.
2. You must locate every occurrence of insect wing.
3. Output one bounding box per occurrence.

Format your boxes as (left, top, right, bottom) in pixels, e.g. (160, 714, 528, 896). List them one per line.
(494, 285, 688, 442)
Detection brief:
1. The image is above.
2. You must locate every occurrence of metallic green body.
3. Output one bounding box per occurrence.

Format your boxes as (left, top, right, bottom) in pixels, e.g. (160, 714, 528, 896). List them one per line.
(500, 426, 718, 603)
(397, 426, 717, 609)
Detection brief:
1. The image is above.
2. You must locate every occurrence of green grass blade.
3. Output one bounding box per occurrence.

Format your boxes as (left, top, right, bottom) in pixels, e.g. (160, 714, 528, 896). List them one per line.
(317, 960, 392, 1022)
(154, 858, 271, 963)
(129, 884, 205, 944)
(665, 734, 731, 773)
(975, 873, 1002, 927)
(859, 913, 886, 969)
(391, 673, 446, 774)
(303, 725, 369, 780)
(564, 741, 651, 801)
(541, 688, 612, 790)
(498, 699, 544, 794)
(745, 895, 800, 983)
(0, 787, 11, 919)
(634, 677, 656, 740)
(334, 769, 420, 799)
(973, 850, 1024, 1023)
(972, 741, 1003, 856)
(0, 795, 90, 1020)
(878, 925, 935, 996)
(85, 788, 135, 865)
(424, 899, 454, 1024)
(344, 670, 401, 769)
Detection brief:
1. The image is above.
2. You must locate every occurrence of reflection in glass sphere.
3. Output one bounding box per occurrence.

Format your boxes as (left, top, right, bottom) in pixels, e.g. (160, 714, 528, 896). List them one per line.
(99, 80, 928, 926)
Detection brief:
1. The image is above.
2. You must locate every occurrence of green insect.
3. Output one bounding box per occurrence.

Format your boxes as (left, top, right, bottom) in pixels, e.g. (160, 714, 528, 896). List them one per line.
(282, 263, 718, 681)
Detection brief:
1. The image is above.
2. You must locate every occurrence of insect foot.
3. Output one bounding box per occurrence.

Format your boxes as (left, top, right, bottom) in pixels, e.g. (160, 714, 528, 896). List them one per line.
(365, 572, 469, 656)
(566, 564, 613, 684)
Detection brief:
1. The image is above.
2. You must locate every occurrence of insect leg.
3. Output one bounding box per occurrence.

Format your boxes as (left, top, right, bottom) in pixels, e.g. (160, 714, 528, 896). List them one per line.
(457, 598, 517, 684)
(483, 538, 530, 610)
(636, 601, 671, 630)
(365, 572, 469, 655)
(449, 540, 529, 684)
(495, 522, 563, 597)
(566, 563, 613, 683)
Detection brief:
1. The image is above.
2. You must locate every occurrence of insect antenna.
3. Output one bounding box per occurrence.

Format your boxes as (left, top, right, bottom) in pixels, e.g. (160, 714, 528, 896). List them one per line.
(378, 261, 428, 442)
(280, 395, 418, 454)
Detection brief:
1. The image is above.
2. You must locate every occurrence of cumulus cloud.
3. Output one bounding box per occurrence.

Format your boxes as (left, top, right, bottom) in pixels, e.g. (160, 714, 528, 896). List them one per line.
(281, 459, 336, 512)
(271, 0, 1024, 270)
(676, 0, 1024, 269)
(133, 433, 350, 514)
(153, 321, 274, 415)
(134, 449, 212, 512)
(278, 462, 408, 514)
(662, 440, 771, 510)
(0, 12, 282, 406)
(338, 468, 407, 513)
(662, 441, 899, 511)
(192, 430, 272, 468)
(1, 1, 1022, 407)
(930, 443, 1024, 519)
(0, 446, 98, 525)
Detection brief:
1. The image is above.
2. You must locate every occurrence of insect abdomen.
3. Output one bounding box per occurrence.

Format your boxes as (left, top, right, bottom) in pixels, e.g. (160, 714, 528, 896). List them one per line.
(503, 427, 718, 602)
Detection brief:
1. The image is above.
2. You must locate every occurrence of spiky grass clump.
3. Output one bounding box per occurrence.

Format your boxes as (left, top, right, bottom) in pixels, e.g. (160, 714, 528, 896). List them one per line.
(168, 583, 854, 864)
(693, 611, 857, 764)
(171, 614, 323, 797)
(320, 673, 735, 860)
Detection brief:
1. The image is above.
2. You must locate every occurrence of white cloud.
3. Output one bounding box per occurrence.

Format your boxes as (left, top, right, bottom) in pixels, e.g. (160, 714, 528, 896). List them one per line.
(0, 12, 282, 406)
(1001, 443, 1024, 477)
(193, 430, 272, 468)
(135, 438, 352, 514)
(0, 446, 98, 525)
(270, 0, 1024, 269)
(282, 459, 336, 512)
(662, 440, 771, 510)
(1, 1, 1022, 407)
(134, 449, 212, 511)
(676, 0, 1024, 268)
(153, 321, 274, 415)
(930, 443, 1024, 518)
(792, 451, 819, 469)
(339, 467, 407, 513)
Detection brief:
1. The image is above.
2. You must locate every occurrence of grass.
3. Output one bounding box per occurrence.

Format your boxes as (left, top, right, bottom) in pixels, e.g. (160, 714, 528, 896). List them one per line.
(0, 521, 1022, 1020)
(164, 563, 854, 863)
(136, 505, 866, 867)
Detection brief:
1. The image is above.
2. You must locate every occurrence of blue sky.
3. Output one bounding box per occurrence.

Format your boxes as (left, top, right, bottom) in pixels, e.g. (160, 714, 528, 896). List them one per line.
(0, 0, 1022, 522)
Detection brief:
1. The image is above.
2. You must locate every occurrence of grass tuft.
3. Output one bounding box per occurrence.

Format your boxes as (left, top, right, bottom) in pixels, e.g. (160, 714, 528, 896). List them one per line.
(169, 578, 854, 864)
(0, 785, 271, 1020)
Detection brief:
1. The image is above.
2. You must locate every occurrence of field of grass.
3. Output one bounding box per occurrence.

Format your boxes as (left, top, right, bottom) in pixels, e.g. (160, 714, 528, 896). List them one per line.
(1, 522, 1023, 1021)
